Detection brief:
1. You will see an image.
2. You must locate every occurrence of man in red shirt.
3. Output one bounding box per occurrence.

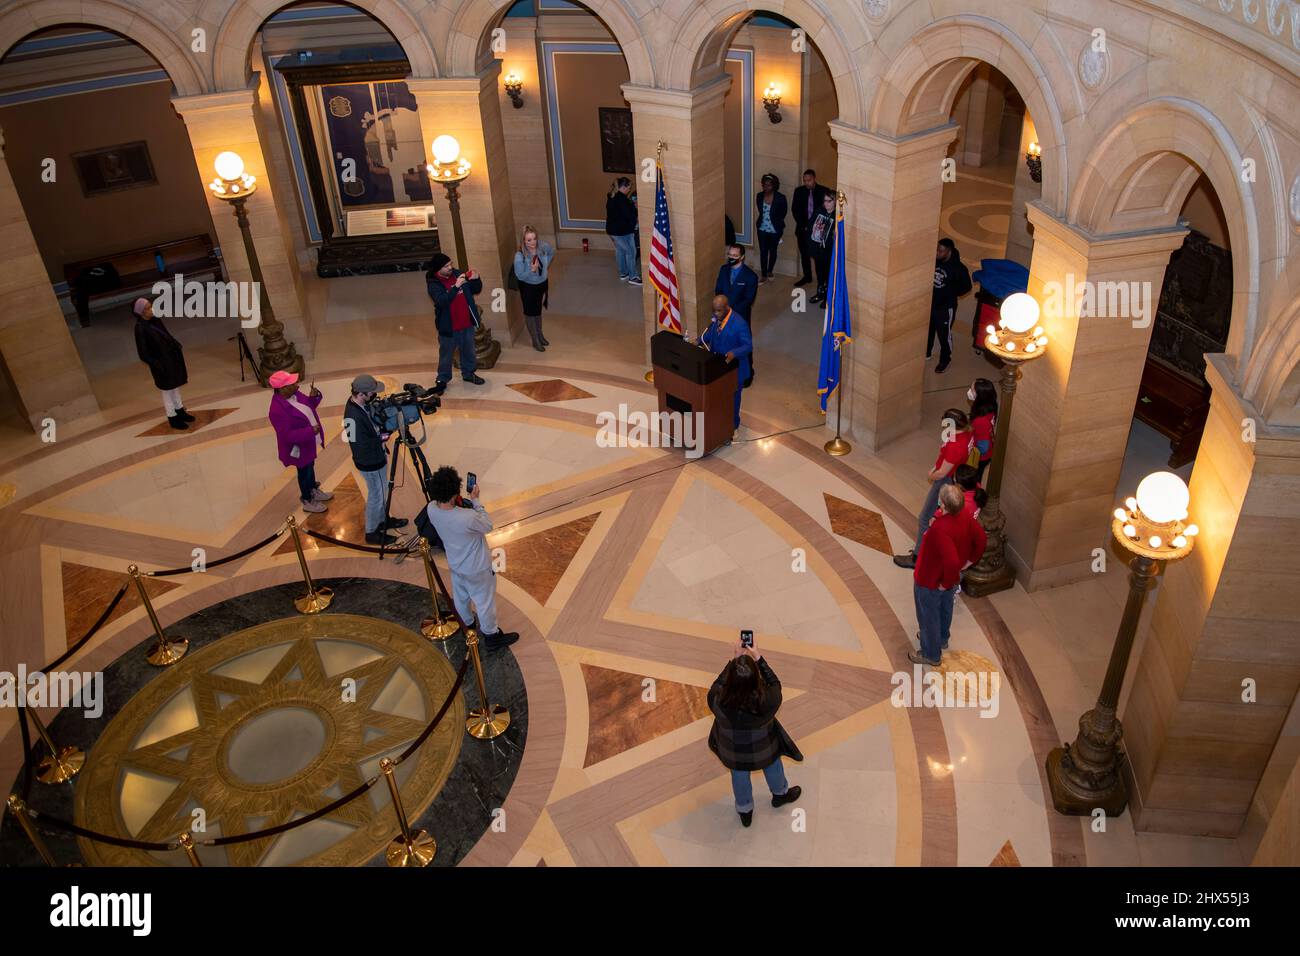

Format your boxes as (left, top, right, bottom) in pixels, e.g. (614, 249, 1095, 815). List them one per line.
(426, 253, 486, 392)
(894, 408, 973, 569)
(909, 484, 987, 666)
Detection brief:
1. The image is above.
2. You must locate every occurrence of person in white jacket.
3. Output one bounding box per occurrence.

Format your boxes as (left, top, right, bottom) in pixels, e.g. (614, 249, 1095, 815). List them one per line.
(423, 466, 519, 650)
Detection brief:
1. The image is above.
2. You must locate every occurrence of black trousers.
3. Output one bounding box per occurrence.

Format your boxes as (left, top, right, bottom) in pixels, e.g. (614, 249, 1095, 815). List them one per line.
(795, 229, 813, 281)
(757, 232, 780, 278)
(927, 304, 954, 364)
(814, 249, 832, 297)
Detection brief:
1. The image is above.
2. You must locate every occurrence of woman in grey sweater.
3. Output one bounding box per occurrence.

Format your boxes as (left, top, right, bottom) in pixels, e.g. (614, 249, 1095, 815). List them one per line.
(513, 225, 555, 351)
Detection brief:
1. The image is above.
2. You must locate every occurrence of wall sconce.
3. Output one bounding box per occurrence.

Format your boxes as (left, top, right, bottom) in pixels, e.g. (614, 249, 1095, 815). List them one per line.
(1025, 141, 1042, 183)
(762, 82, 782, 123)
(504, 72, 524, 109)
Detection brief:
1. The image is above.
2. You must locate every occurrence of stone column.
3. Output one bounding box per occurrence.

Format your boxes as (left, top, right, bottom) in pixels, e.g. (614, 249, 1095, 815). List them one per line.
(1000, 204, 1187, 590)
(829, 122, 956, 449)
(1122, 357, 1300, 837)
(0, 126, 98, 430)
(172, 87, 310, 352)
(409, 66, 520, 346)
(498, 19, 557, 247)
(623, 78, 730, 362)
(1004, 113, 1041, 267)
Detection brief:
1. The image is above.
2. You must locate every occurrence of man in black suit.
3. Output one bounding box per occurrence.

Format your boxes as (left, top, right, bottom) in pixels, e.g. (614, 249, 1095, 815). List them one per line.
(791, 169, 833, 287)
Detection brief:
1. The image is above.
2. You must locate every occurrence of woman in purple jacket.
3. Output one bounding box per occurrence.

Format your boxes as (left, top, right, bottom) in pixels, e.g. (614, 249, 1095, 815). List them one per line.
(267, 370, 332, 513)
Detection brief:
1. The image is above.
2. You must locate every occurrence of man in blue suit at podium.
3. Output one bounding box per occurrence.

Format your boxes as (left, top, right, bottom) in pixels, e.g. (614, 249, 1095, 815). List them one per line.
(698, 294, 753, 436)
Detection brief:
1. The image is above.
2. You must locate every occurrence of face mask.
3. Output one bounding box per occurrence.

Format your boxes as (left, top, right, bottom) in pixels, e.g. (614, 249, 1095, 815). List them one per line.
(968, 388, 976, 402)
(728, 257, 741, 266)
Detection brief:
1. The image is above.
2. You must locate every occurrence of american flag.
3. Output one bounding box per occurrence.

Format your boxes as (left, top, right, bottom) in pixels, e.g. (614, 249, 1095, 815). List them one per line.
(648, 161, 681, 333)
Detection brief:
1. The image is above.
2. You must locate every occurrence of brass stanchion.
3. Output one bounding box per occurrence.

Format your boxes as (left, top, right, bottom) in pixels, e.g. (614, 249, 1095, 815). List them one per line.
(26, 708, 84, 784)
(129, 564, 188, 666)
(418, 539, 459, 640)
(465, 629, 511, 740)
(380, 757, 435, 867)
(7, 795, 57, 865)
(178, 832, 203, 867)
(285, 515, 333, 614)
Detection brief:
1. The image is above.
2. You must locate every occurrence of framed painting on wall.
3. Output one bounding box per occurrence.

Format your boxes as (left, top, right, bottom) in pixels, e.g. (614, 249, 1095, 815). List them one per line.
(598, 107, 634, 174)
(72, 141, 156, 197)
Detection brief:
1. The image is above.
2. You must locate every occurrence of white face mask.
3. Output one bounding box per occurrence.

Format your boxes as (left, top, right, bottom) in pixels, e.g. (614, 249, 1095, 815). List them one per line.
(967, 387, 976, 402)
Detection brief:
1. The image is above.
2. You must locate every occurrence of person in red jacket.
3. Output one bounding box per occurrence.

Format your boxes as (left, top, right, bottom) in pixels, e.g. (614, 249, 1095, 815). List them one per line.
(910, 484, 987, 666)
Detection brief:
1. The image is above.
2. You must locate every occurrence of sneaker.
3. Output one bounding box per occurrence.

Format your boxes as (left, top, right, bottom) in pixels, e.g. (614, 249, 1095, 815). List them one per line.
(892, 552, 916, 569)
(365, 530, 399, 545)
(482, 629, 520, 650)
(432, 381, 447, 396)
(302, 499, 327, 513)
(758, 276, 768, 285)
(739, 810, 753, 827)
(463, 374, 486, 385)
(618, 275, 630, 282)
(926, 352, 935, 361)
(935, 360, 951, 373)
(312, 487, 333, 501)
(383, 517, 409, 530)
(772, 785, 802, 809)
(167, 415, 189, 430)
(175, 408, 196, 423)
(907, 650, 940, 666)
(627, 276, 643, 286)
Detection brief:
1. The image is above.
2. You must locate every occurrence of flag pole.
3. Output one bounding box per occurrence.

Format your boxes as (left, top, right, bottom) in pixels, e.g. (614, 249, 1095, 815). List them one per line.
(645, 140, 666, 385)
(825, 191, 852, 456)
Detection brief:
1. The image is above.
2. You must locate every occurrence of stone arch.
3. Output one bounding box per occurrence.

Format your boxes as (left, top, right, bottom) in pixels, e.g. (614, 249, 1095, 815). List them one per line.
(447, 0, 653, 84)
(0, 0, 206, 96)
(210, 0, 440, 91)
(1069, 97, 1261, 381)
(868, 15, 1070, 214)
(663, 0, 867, 127)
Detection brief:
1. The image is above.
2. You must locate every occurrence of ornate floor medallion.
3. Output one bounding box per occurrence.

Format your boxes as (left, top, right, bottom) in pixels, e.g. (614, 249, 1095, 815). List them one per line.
(74, 614, 464, 866)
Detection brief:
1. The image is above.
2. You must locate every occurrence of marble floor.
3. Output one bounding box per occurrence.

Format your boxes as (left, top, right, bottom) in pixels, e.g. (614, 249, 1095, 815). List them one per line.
(0, 158, 1248, 866)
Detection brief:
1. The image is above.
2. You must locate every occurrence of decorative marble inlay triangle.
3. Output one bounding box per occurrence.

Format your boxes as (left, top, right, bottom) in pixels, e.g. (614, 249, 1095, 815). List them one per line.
(824, 493, 892, 555)
(275, 473, 367, 555)
(989, 840, 1021, 866)
(581, 663, 712, 767)
(136, 407, 237, 437)
(507, 379, 596, 403)
(61, 561, 180, 649)
(497, 513, 599, 605)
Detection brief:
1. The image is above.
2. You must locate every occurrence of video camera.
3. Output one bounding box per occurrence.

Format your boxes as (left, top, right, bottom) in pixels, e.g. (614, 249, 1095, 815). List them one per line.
(365, 382, 441, 434)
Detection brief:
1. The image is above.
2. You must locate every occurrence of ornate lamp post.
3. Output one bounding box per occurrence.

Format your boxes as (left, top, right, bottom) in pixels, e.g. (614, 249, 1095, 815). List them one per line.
(961, 292, 1049, 595)
(208, 151, 304, 379)
(1046, 471, 1198, 815)
(426, 135, 500, 369)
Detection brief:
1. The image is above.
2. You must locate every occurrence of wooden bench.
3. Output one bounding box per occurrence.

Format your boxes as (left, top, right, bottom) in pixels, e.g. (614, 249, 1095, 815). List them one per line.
(63, 234, 222, 325)
(1134, 356, 1211, 468)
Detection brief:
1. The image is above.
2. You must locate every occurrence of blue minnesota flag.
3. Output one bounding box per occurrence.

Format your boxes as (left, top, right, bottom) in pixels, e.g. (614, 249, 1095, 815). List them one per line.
(817, 204, 852, 412)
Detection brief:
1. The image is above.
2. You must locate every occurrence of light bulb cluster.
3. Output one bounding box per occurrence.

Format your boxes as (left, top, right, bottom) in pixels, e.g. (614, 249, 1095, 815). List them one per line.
(984, 292, 1049, 362)
(208, 150, 257, 200)
(1111, 473, 1198, 560)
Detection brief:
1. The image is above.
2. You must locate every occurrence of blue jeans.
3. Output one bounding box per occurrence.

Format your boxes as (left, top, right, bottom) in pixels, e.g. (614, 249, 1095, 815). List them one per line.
(914, 475, 954, 555)
(611, 233, 638, 278)
(731, 759, 789, 813)
(914, 581, 956, 661)
(437, 327, 477, 383)
(359, 465, 387, 534)
(295, 462, 317, 503)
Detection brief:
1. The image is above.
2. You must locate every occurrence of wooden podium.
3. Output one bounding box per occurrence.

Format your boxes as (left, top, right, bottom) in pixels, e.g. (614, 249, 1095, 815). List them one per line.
(650, 330, 738, 457)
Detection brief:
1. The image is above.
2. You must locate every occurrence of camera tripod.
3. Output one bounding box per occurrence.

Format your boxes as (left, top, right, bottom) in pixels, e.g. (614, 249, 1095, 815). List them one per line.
(229, 331, 266, 386)
(377, 407, 435, 561)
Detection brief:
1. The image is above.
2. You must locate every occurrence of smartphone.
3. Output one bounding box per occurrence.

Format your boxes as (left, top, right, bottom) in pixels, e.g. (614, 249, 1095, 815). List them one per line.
(740, 629, 754, 649)
(466, 472, 477, 494)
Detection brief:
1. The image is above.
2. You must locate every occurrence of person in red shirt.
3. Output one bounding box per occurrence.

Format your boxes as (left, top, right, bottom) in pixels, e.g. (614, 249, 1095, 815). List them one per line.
(967, 378, 998, 484)
(910, 484, 987, 665)
(426, 252, 486, 392)
(894, 408, 973, 569)
(933, 464, 987, 522)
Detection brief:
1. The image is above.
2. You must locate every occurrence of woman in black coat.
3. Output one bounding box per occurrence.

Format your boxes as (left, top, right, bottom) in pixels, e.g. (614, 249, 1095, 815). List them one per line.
(754, 173, 788, 282)
(133, 296, 193, 430)
(708, 641, 804, 827)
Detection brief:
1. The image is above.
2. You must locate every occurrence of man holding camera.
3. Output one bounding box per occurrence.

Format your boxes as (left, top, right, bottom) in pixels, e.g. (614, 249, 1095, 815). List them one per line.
(426, 253, 486, 393)
(424, 466, 519, 651)
(343, 374, 408, 546)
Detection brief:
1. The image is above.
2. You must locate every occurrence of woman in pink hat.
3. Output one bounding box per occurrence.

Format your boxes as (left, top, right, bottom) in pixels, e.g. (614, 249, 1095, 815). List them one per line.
(133, 297, 192, 430)
(267, 370, 332, 513)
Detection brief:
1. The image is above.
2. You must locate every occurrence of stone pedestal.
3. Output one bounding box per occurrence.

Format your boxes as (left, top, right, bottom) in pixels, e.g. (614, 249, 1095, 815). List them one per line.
(0, 127, 98, 430)
(1000, 205, 1187, 590)
(829, 122, 957, 449)
(622, 79, 730, 361)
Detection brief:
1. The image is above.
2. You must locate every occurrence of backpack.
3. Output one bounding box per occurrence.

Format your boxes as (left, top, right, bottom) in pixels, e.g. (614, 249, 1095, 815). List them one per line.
(413, 507, 444, 550)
